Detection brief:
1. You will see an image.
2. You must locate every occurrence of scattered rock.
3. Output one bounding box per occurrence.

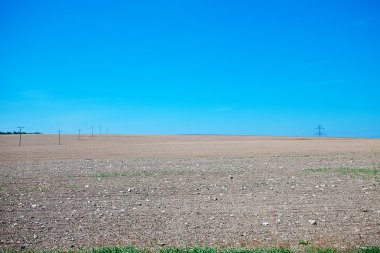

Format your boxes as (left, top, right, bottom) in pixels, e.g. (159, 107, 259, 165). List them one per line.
(308, 219, 317, 225)
(31, 203, 43, 208)
(262, 222, 269, 226)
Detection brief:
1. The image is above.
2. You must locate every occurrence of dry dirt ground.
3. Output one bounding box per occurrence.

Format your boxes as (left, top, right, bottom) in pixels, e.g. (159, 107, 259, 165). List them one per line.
(0, 134, 379, 250)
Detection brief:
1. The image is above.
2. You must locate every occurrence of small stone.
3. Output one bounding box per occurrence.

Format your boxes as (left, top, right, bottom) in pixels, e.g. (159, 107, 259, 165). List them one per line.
(262, 222, 269, 226)
(229, 175, 234, 180)
(213, 197, 218, 201)
(85, 185, 89, 188)
(308, 219, 317, 225)
(31, 204, 37, 208)
(128, 188, 133, 192)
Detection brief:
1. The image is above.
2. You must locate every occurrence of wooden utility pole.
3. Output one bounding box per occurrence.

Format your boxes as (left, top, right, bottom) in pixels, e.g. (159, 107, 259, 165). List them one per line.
(17, 126, 24, 146)
(58, 130, 62, 145)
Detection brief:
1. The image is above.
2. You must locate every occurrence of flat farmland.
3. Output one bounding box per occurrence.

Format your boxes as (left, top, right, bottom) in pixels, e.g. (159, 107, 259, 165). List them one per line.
(0, 135, 380, 250)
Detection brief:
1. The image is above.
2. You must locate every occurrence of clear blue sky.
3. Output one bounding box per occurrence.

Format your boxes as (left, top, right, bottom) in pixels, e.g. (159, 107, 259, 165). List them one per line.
(1, 0, 379, 137)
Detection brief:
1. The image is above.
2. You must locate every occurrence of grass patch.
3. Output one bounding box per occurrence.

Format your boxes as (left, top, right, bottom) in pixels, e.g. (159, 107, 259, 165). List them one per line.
(95, 171, 129, 178)
(336, 168, 379, 175)
(160, 248, 292, 253)
(307, 168, 332, 173)
(1, 246, 379, 253)
(305, 247, 339, 253)
(305, 246, 380, 253)
(95, 169, 194, 179)
(90, 246, 146, 253)
(95, 171, 155, 179)
(307, 167, 379, 175)
(356, 246, 380, 253)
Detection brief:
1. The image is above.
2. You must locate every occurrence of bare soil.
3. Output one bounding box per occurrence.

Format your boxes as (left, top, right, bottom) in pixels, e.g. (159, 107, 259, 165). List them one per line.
(0, 135, 379, 250)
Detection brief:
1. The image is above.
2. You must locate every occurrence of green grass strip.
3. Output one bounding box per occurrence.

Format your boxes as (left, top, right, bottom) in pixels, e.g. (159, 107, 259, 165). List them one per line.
(307, 167, 380, 175)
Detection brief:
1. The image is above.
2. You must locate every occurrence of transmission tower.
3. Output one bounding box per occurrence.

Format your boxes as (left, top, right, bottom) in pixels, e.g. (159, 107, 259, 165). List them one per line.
(314, 125, 326, 137)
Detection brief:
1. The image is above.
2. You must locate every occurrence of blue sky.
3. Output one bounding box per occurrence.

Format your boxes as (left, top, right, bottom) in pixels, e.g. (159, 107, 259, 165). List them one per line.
(1, 0, 379, 137)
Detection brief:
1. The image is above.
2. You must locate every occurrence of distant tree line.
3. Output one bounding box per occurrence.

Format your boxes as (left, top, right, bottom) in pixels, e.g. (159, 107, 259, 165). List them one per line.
(0, 131, 42, 135)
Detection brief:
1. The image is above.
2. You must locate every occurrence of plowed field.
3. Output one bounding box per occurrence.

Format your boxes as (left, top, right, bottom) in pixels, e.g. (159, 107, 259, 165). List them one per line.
(1, 135, 379, 250)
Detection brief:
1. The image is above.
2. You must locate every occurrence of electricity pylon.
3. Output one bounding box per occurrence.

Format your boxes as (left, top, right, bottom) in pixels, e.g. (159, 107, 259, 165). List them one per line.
(314, 125, 326, 137)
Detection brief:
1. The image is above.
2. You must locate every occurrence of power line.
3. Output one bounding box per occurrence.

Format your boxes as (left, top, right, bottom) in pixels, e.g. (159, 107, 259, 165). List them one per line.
(314, 125, 326, 137)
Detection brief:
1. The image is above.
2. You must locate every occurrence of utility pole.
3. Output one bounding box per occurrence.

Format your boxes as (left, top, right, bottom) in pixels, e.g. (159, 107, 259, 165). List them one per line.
(78, 129, 81, 140)
(106, 128, 108, 135)
(99, 125, 102, 135)
(314, 125, 326, 137)
(17, 126, 24, 146)
(58, 130, 62, 145)
(91, 126, 94, 137)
